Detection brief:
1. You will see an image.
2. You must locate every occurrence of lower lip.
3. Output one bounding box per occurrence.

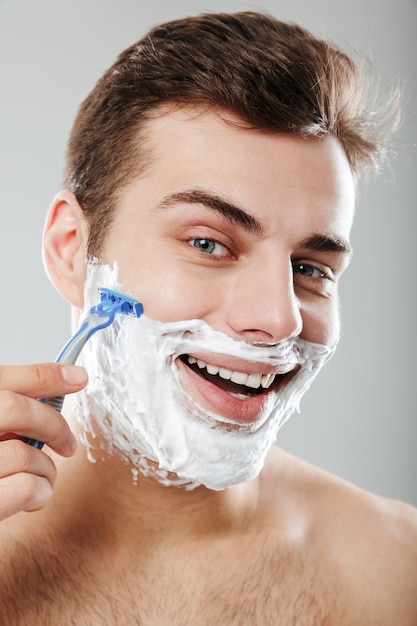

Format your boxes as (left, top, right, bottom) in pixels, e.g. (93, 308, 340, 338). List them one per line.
(176, 358, 274, 424)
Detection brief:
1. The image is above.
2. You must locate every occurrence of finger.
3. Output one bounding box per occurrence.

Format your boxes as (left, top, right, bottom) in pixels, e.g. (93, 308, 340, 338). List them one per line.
(0, 473, 53, 521)
(0, 438, 57, 483)
(0, 363, 88, 398)
(0, 391, 77, 456)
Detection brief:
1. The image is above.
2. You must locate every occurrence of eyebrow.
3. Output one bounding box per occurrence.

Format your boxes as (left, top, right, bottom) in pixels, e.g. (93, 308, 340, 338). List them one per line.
(299, 234, 353, 256)
(157, 188, 352, 255)
(157, 189, 264, 236)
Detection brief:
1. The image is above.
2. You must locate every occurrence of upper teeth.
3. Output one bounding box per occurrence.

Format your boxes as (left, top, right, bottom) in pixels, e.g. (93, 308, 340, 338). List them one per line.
(187, 356, 276, 389)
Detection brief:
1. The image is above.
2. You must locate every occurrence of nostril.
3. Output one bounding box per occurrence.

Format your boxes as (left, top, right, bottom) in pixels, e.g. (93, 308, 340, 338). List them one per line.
(235, 323, 302, 345)
(222, 272, 303, 343)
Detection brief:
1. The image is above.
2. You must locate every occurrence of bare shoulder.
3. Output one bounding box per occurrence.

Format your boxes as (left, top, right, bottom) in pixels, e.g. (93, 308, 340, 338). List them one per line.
(263, 447, 417, 623)
(269, 446, 417, 560)
(265, 446, 417, 542)
(370, 492, 417, 556)
(328, 479, 417, 623)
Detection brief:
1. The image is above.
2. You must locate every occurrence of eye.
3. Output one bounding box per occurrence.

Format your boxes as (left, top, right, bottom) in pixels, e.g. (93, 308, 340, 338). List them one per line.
(189, 238, 230, 257)
(293, 262, 327, 279)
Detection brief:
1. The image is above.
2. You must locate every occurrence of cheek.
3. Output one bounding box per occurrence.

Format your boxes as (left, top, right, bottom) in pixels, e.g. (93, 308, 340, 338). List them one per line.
(114, 259, 223, 324)
(300, 300, 340, 348)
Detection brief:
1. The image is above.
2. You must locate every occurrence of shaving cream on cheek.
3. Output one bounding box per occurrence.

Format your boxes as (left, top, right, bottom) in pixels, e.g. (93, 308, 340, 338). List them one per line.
(71, 262, 335, 491)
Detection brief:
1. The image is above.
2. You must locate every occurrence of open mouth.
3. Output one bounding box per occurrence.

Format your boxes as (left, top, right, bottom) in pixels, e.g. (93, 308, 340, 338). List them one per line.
(179, 354, 295, 400)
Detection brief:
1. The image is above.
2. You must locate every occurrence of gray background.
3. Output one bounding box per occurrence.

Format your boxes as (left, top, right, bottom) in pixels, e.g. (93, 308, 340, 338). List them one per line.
(0, 0, 415, 505)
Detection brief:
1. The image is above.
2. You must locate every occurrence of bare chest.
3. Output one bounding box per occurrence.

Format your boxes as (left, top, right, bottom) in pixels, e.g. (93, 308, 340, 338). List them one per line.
(1, 536, 350, 626)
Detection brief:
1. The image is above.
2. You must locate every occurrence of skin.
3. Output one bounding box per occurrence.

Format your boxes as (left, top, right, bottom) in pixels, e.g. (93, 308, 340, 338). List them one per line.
(97, 110, 353, 427)
(0, 109, 416, 625)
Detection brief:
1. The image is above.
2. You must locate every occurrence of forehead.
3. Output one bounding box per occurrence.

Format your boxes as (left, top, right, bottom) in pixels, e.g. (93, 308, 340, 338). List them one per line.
(124, 107, 355, 238)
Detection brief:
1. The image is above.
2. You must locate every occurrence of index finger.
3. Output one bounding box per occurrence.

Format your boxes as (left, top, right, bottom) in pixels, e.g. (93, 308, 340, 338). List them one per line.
(0, 363, 88, 398)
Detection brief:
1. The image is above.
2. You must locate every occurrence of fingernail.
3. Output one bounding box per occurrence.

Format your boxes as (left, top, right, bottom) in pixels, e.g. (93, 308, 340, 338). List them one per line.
(61, 365, 88, 386)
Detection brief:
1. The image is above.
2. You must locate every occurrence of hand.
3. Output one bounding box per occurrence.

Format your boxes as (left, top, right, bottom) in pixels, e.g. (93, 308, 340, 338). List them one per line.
(0, 363, 87, 521)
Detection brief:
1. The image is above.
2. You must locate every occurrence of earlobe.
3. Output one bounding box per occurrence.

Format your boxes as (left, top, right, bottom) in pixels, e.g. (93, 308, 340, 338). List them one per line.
(43, 190, 89, 308)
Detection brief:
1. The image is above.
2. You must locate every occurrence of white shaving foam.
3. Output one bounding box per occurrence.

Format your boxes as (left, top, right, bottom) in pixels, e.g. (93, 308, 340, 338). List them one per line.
(70, 262, 335, 490)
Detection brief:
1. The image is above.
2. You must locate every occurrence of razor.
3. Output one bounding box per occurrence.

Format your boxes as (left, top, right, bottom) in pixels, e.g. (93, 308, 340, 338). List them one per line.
(24, 288, 143, 449)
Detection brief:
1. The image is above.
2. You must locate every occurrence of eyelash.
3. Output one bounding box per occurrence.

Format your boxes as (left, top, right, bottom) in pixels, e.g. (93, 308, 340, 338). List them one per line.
(292, 262, 330, 280)
(188, 237, 231, 258)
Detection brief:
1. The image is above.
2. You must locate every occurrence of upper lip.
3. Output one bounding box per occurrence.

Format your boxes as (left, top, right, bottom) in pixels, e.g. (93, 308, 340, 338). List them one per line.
(184, 352, 297, 391)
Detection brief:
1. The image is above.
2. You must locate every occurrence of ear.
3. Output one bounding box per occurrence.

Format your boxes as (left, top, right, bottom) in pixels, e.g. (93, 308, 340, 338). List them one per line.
(43, 190, 89, 308)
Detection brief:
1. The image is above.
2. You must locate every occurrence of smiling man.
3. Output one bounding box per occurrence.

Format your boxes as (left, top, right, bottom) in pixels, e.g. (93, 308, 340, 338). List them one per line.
(0, 11, 416, 625)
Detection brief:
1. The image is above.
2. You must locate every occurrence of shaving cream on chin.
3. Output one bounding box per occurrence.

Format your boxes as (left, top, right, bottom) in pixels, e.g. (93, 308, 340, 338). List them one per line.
(70, 263, 335, 491)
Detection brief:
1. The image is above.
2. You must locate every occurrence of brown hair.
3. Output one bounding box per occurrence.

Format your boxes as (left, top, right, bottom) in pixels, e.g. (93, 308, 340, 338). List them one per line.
(65, 11, 400, 255)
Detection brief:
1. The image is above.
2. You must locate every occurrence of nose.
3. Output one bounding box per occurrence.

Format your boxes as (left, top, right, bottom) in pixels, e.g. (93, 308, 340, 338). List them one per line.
(222, 256, 303, 345)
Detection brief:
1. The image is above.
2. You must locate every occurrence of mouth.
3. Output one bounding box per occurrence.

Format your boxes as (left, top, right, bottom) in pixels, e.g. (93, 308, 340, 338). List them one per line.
(181, 355, 287, 398)
(177, 353, 298, 424)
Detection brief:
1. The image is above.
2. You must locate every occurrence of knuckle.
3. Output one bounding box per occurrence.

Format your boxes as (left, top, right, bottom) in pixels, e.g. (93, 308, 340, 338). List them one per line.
(0, 390, 21, 416)
(48, 410, 70, 440)
(16, 473, 40, 507)
(0, 473, 52, 519)
(41, 409, 64, 443)
(5, 439, 33, 472)
(23, 475, 52, 511)
(0, 365, 15, 390)
(30, 363, 60, 390)
(16, 473, 53, 511)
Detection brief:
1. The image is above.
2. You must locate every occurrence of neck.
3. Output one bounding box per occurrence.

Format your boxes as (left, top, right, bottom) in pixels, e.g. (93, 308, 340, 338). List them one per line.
(51, 432, 266, 547)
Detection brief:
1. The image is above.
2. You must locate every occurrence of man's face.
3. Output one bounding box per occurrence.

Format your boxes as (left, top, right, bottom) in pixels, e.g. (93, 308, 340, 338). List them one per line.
(98, 108, 354, 428)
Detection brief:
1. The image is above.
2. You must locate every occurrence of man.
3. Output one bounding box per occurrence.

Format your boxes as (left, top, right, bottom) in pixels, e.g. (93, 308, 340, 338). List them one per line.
(0, 11, 416, 625)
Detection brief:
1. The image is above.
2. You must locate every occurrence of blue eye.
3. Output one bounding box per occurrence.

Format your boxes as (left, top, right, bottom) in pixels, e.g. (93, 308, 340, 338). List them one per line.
(189, 238, 229, 257)
(192, 238, 216, 253)
(293, 263, 325, 278)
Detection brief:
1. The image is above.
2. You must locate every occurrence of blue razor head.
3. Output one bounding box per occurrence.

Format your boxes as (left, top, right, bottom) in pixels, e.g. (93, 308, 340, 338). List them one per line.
(95, 288, 143, 318)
